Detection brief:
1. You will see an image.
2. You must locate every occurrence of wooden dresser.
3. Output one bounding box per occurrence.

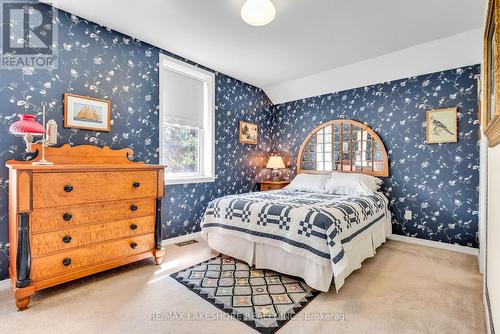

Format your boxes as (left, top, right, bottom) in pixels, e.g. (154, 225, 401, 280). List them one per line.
(6, 144, 165, 310)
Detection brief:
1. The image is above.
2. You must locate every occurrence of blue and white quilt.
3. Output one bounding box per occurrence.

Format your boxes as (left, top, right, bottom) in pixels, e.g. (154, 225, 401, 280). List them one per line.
(201, 189, 389, 280)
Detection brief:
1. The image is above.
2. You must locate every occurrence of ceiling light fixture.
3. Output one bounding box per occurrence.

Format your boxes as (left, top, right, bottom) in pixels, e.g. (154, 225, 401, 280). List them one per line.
(241, 0, 276, 27)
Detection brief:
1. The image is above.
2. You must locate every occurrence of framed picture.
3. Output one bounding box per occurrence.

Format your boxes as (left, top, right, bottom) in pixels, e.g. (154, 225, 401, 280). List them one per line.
(426, 108, 458, 144)
(64, 93, 111, 132)
(239, 120, 258, 145)
(483, 0, 500, 146)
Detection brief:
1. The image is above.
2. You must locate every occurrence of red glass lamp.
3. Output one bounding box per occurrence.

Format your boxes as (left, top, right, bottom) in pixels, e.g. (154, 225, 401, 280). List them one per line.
(9, 102, 58, 165)
(9, 114, 45, 153)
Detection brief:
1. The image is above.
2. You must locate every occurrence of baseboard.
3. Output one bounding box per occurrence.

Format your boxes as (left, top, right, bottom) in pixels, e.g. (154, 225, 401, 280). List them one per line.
(0, 277, 10, 287)
(387, 234, 479, 256)
(162, 231, 202, 246)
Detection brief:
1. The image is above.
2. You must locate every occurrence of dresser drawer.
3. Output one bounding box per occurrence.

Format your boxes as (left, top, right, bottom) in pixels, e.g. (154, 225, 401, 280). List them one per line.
(31, 233, 155, 282)
(260, 184, 275, 191)
(31, 216, 155, 257)
(31, 198, 156, 233)
(32, 170, 158, 209)
(259, 182, 290, 191)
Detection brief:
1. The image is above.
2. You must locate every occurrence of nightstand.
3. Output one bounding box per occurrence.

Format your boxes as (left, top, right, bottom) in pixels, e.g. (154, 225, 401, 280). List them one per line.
(257, 180, 290, 191)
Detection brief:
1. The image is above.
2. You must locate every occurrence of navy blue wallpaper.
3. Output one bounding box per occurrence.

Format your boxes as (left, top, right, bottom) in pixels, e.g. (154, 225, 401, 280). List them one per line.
(0, 8, 272, 280)
(270, 66, 480, 248)
(0, 4, 480, 282)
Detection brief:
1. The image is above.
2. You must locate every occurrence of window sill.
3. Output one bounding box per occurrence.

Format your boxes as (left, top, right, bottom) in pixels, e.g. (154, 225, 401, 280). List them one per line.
(165, 176, 216, 185)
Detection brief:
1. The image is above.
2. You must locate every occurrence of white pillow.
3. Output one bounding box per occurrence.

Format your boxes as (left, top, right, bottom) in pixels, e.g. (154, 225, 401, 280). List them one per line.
(285, 173, 330, 193)
(324, 172, 383, 195)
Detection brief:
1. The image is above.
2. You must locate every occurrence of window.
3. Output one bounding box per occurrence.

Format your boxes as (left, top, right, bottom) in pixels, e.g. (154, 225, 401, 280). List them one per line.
(159, 54, 215, 185)
(163, 125, 200, 174)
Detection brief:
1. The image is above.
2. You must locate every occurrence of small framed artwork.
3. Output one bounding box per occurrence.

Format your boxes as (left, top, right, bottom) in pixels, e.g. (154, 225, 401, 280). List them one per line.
(64, 93, 111, 132)
(426, 107, 458, 144)
(239, 120, 258, 145)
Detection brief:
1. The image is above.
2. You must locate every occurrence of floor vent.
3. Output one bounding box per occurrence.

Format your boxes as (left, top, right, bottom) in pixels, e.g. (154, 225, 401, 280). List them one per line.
(175, 240, 199, 247)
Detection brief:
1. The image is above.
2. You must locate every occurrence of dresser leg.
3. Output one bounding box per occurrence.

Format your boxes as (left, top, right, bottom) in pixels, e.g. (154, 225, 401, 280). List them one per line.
(14, 285, 34, 311)
(153, 248, 165, 265)
(15, 297, 30, 311)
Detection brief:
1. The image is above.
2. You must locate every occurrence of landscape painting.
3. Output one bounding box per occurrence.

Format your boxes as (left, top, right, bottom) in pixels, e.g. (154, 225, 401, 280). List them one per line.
(239, 120, 258, 144)
(64, 93, 111, 131)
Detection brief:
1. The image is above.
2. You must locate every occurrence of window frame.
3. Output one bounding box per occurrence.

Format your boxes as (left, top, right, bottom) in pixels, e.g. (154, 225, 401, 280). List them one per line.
(159, 54, 215, 185)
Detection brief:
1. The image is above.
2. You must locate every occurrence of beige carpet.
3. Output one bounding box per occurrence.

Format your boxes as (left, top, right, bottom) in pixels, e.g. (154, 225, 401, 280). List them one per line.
(0, 239, 485, 334)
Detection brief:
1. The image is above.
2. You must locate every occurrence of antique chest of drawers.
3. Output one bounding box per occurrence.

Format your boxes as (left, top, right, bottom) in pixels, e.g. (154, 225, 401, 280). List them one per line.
(6, 144, 165, 310)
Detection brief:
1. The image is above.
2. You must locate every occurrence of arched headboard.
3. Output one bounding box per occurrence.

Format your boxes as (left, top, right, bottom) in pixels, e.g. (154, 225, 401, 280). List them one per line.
(297, 120, 389, 177)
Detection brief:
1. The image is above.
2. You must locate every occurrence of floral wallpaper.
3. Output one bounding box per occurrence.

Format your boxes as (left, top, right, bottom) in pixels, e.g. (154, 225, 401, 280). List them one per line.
(0, 4, 481, 282)
(0, 6, 272, 280)
(270, 65, 480, 248)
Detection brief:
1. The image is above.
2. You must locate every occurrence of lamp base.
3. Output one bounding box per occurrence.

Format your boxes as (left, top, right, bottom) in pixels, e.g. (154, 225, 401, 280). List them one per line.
(32, 138, 55, 166)
(271, 169, 280, 181)
(32, 159, 54, 166)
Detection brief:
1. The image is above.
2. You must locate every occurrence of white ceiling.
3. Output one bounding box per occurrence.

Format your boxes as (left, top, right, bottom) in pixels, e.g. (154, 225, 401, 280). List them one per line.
(266, 29, 483, 104)
(48, 0, 484, 102)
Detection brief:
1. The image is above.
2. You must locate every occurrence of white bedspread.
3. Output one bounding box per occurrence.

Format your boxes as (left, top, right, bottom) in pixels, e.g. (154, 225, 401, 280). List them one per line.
(201, 190, 390, 290)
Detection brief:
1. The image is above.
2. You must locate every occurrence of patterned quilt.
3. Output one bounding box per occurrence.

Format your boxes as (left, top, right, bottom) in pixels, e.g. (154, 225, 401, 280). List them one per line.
(201, 190, 389, 281)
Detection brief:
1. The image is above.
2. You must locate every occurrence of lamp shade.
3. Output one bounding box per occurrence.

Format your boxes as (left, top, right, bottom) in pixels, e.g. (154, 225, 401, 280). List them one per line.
(266, 156, 285, 169)
(9, 114, 44, 136)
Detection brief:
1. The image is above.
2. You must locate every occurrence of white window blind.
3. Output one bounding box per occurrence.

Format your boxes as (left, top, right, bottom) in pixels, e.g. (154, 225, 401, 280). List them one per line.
(162, 68, 205, 129)
(159, 54, 215, 185)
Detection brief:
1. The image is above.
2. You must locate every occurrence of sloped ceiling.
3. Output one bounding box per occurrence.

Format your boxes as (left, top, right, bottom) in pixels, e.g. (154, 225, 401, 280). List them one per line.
(47, 0, 485, 103)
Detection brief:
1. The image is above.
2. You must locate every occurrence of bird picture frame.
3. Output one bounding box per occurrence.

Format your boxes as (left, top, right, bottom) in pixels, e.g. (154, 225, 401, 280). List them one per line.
(426, 108, 458, 144)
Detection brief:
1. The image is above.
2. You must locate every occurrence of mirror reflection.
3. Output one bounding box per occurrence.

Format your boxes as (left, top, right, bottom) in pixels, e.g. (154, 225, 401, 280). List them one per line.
(300, 122, 385, 174)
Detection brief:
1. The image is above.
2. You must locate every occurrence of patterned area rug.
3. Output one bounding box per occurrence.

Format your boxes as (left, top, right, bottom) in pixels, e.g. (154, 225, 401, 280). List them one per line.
(171, 256, 319, 334)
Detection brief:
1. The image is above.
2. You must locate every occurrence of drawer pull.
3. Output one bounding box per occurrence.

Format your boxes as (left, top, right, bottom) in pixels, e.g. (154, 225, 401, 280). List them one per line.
(63, 213, 72, 221)
(132, 182, 141, 188)
(62, 258, 72, 266)
(64, 185, 74, 193)
(62, 235, 72, 244)
(130, 224, 138, 230)
(130, 242, 138, 249)
(130, 204, 138, 211)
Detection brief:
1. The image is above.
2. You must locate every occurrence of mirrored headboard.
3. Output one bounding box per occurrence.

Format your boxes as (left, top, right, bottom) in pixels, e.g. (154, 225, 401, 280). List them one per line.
(297, 120, 389, 177)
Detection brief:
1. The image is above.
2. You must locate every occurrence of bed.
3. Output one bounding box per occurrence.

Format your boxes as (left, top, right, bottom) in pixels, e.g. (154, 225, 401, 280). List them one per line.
(201, 119, 391, 292)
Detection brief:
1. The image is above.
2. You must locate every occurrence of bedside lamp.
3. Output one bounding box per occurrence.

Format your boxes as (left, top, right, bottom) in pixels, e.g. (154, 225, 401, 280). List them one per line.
(266, 155, 285, 181)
